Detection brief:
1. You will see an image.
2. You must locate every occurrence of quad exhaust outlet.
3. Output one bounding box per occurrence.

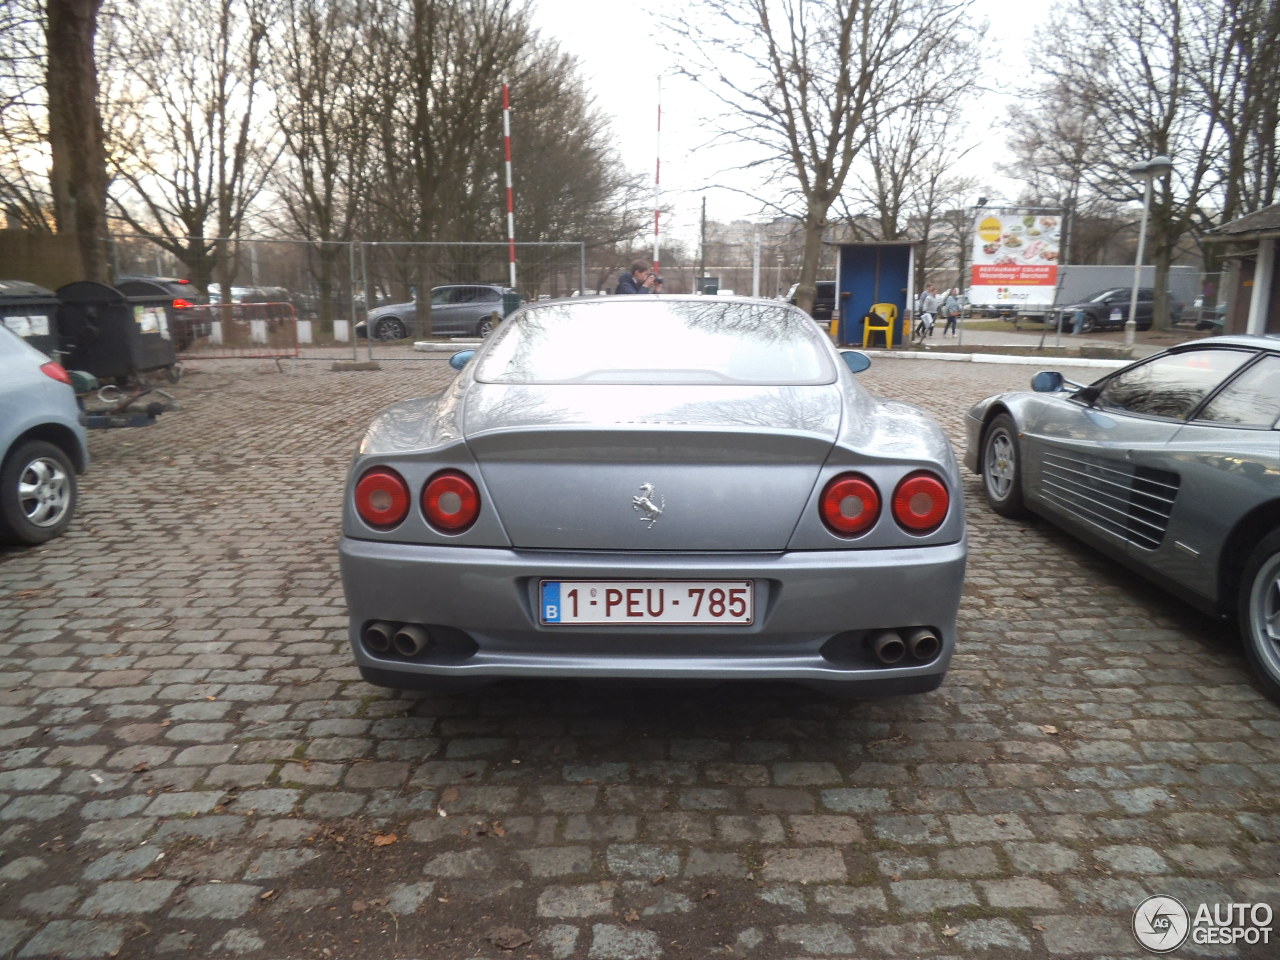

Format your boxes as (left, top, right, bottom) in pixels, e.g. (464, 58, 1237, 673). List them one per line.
(360, 620, 478, 662)
(392, 624, 430, 657)
(868, 627, 942, 666)
(362, 621, 396, 654)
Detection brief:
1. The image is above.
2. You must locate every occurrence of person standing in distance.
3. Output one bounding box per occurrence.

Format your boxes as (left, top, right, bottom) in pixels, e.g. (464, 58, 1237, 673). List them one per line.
(616, 260, 657, 295)
(942, 288, 962, 335)
(915, 283, 940, 337)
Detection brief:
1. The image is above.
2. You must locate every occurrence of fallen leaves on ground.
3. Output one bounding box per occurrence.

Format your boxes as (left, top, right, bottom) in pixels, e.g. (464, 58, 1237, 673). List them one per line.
(486, 926, 532, 950)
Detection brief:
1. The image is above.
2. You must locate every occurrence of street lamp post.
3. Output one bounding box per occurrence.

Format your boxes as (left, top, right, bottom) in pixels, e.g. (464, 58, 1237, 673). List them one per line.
(957, 197, 988, 347)
(1126, 155, 1173, 346)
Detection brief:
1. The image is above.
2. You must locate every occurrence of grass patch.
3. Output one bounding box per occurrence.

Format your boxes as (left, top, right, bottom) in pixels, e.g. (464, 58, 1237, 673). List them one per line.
(962, 319, 1038, 332)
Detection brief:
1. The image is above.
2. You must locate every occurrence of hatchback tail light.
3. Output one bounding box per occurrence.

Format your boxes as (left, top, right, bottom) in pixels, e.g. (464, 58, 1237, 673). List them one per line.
(354, 467, 410, 528)
(422, 470, 480, 532)
(172, 298, 194, 310)
(40, 361, 71, 386)
(820, 473, 880, 537)
(892, 471, 950, 532)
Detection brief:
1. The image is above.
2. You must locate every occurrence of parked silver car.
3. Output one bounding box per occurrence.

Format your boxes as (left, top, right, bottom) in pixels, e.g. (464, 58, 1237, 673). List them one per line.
(357, 284, 521, 340)
(0, 326, 89, 545)
(965, 335, 1280, 702)
(340, 295, 966, 695)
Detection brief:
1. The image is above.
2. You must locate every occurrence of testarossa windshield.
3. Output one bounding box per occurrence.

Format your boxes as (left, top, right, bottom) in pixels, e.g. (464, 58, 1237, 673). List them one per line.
(473, 298, 838, 386)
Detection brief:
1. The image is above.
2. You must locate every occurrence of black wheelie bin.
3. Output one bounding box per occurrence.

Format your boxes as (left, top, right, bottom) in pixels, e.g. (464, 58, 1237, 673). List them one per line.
(55, 280, 179, 383)
(0, 279, 62, 357)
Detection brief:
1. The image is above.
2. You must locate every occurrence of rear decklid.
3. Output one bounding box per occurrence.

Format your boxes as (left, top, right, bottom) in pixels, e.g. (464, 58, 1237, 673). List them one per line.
(462, 382, 843, 550)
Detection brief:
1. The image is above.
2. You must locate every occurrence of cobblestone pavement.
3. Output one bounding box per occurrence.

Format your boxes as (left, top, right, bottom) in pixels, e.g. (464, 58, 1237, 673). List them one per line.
(1, 349, 1277, 960)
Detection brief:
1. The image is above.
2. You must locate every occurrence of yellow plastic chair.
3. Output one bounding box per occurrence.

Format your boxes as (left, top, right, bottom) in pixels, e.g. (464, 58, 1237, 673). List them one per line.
(861, 303, 898, 348)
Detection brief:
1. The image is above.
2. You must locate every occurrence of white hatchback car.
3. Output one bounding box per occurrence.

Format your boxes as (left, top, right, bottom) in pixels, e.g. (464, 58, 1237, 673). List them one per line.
(0, 325, 89, 545)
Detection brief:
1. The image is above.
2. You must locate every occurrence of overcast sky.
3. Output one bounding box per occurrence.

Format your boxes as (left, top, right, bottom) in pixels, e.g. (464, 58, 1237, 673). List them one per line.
(526, 0, 1046, 249)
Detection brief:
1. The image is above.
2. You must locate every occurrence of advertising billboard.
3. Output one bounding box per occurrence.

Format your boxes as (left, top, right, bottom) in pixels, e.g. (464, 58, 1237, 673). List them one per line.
(970, 209, 1063, 309)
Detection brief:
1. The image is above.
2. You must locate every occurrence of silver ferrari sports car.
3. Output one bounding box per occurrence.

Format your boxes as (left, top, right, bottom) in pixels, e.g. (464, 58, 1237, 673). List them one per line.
(965, 334, 1280, 703)
(340, 295, 966, 695)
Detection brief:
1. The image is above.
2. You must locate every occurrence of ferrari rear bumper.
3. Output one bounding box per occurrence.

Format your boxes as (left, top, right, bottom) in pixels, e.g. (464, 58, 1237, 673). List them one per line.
(339, 536, 966, 695)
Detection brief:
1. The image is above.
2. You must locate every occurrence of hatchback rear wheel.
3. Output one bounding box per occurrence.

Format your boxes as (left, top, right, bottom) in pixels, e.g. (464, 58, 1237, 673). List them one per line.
(1239, 530, 1280, 704)
(0, 440, 77, 545)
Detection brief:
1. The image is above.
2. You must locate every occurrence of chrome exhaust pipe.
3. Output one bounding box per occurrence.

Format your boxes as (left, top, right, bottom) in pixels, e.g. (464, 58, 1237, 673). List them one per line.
(363, 621, 396, 654)
(392, 624, 431, 658)
(870, 630, 906, 665)
(904, 627, 941, 662)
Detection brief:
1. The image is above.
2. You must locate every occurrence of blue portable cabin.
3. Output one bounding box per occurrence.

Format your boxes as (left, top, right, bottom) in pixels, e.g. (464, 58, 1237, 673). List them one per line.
(830, 241, 919, 348)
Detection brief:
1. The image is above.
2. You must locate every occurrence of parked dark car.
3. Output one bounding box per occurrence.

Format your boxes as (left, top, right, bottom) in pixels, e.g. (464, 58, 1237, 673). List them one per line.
(1048, 287, 1183, 333)
(115, 276, 211, 349)
(786, 280, 837, 326)
(965, 335, 1280, 703)
(0, 325, 89, 545)
(356, 284, 522, 340)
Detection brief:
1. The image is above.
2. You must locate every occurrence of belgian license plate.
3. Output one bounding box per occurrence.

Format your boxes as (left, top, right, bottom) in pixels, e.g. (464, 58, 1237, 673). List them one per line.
(540, 580, 754, 625)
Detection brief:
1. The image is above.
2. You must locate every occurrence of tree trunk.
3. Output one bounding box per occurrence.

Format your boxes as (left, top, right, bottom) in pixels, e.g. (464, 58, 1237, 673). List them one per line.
(46, 0, 109, 282)
(794, 202, 829, 319)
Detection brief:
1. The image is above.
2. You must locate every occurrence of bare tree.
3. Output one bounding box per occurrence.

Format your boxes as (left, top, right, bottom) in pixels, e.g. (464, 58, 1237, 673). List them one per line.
(103, 0, 277, 293)
(997, 85, 1130, 266)
(0, 0, 56, 231)
(664, 0, 983, 315)
(355, 0, 534, 244)
(1009, 0, 1280, 327)
(266, 0, 381, 327)
(269, 0, 649, 325)
(506, 43, 652, 289)
(1052, 0, 1209, 327)
(835, 55, 983, 292)
(1183, 0, 1280, 289)
(46, 0, 109, 279)
(1188, 0, 1280, 221)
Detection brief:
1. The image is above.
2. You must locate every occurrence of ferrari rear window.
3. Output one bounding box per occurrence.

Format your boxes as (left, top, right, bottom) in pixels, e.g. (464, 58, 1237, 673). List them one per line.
(1096, 348, 1253, 420)
(1197, 354, 1280, 428)
(474, 299, 837, 385)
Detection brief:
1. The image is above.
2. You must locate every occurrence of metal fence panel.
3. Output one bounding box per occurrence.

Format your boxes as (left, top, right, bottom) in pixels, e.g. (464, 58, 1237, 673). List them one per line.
(176, 302, 300, 360)
(110, 235, 588, 362)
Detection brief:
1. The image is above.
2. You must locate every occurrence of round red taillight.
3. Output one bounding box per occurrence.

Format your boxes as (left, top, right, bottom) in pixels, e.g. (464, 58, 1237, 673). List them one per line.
(820, 473, 881, 536)
(422, 470, 480, 532)
(354, 468, 410, 528)
(892, 471, 950, 532)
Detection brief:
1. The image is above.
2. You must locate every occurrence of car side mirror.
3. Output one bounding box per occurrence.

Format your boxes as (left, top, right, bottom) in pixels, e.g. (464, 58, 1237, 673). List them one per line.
(1031, 371, 1064, 392)
(449, 350, 476, 370)
(840, 350, 871, 373)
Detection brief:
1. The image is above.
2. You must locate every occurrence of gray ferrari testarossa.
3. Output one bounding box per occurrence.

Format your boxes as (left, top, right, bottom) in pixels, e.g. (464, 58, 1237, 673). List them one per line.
(965, 334, 1280, 704)
(340, 295, 966, 695)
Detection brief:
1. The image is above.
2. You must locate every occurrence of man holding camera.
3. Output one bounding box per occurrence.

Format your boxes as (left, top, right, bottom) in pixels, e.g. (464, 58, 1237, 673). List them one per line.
(616, 260, 658, 295)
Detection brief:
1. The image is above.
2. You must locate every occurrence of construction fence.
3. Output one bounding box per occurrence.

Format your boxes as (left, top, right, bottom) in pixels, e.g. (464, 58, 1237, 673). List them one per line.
(109, 236, 589, 361)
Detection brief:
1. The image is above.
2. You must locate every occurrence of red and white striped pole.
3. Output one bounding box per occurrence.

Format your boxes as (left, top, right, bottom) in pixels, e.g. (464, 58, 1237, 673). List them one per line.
(503, 82, 517, 289)
(653, 75, 661, 277)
